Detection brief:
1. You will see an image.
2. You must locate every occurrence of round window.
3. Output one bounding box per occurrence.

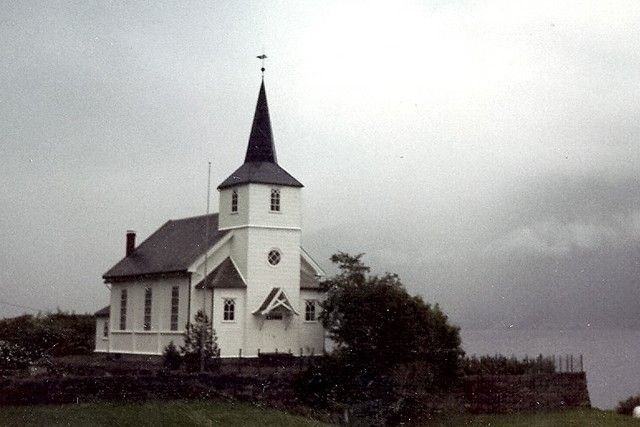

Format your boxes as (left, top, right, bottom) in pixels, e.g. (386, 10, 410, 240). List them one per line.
(268, 249, 281, 266)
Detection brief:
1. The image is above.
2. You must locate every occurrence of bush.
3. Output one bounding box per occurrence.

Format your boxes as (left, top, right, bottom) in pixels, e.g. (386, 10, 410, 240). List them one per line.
(162, 341, 182, 370)
(0, 311, 95, 357)
(0, 340, 39, 370)
(462, 354, 556, 375)
(616, 395, 640, 415)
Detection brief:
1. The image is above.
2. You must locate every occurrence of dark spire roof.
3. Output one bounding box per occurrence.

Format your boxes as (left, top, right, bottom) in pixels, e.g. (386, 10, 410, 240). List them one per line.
(218, 79, 303, 190)
(245, 80, 277, 163)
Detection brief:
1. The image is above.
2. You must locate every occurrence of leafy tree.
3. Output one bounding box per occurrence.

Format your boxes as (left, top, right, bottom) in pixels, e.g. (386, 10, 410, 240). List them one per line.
(319, 252, 463, 390)
(180, 310, 220, 372)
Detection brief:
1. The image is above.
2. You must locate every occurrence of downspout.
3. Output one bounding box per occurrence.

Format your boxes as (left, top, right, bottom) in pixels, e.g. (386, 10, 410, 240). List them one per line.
(187, 273, 192, 327)
(210, 287, 215, 337)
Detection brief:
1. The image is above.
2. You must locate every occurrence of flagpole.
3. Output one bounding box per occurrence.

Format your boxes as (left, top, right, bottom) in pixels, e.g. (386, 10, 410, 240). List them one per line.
(201, 161, 211, 372)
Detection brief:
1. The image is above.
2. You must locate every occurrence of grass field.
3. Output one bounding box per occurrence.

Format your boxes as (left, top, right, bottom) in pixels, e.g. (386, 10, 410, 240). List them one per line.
(1, 402, 639, 426)
(0, 401, 330, 427)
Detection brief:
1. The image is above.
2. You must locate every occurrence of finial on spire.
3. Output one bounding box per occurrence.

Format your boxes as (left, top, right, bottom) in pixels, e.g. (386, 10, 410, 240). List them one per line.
(257, 54, 267, 75)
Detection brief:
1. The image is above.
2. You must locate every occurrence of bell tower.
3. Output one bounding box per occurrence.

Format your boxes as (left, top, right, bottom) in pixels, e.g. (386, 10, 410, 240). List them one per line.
(217, 74, 304, 354)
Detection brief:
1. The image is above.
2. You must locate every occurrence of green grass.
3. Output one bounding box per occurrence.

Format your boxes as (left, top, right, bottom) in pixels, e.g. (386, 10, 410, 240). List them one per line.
(1, 403, 638, 427)
(0, 401, 331, 427)
(428, 409, 640, 426)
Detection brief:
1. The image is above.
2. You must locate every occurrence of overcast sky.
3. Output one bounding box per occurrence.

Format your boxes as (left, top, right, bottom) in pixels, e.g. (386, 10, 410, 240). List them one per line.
(1, 1, 639, 329)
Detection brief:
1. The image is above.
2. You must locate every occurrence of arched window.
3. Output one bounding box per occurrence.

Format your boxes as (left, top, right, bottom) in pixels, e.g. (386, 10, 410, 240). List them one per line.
(223, 299, 235, 321)
(270, 188, 280, 211)
(231, 190, 238, 213)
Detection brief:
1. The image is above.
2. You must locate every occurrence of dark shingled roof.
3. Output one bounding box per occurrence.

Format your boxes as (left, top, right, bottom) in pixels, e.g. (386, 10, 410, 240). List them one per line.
(218, 161, 303, 189)
(217, 80, 302, 190)
(95, 306, 110, 317)
(103, 213, 229, 281)
(246, 80, 277, 163)
(300, 256, 321, 290)
(195, 257, 246, 289)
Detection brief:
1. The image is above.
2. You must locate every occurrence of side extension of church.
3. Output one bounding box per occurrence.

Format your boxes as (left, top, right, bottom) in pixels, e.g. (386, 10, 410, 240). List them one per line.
(94, 77, 326, 357)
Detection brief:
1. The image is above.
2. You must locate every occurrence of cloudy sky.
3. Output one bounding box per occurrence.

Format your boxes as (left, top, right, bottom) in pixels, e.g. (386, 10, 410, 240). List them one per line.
(1, 1, 638, 329)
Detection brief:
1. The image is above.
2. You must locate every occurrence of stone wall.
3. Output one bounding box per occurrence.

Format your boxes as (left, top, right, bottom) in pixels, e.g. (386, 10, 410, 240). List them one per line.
(462, 372, 591, 413)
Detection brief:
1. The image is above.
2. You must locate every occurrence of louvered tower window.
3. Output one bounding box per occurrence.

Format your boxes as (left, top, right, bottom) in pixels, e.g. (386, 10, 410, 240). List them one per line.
(231, 190, 238, 213)
(270, 188, 280, 211)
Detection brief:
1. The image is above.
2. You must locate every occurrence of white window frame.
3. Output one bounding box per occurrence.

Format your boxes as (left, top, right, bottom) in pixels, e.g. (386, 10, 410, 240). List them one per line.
(119, 289, 128, 330)
(223, 298, 236, 322)
(304, 300, 317, 322)
(231, 189, 238, 213)
(267, 248, 281, 266)
(170, 286, 179, 331)
(143, 287, 152, 331)
(270, 188, 280, 212)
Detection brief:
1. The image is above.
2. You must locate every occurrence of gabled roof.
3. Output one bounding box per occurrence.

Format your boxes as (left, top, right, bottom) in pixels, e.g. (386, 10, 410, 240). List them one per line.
(253, 287, 299, 316)
(103, 213, 229, 281)
(195, 257, 246, 289)
(300, 255, 321, 290)
(217, 79, 302, 190)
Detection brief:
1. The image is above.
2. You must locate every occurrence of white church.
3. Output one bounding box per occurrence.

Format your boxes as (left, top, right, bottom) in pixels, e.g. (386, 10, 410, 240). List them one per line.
(94, 75, 326, 358)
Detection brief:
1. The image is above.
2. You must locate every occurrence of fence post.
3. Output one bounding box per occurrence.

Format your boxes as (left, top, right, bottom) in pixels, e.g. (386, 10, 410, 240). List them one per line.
(570, 354, 574, 372)
(238, 349, 242, 374)
(299, 348, 303, 370)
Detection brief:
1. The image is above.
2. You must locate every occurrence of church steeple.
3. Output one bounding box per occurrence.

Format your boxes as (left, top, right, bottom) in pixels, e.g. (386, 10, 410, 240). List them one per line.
(245, 80, 277, 164)
(217, 77, 303, 190)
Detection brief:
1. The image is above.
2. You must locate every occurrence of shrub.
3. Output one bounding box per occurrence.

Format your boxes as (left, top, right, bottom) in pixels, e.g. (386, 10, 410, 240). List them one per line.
(0, 311, 95, 357)
(162, 341, 182, 370)
(0, 340, 39, 369)
(616, 395, 640, 415)
(462, 354, 556, 375)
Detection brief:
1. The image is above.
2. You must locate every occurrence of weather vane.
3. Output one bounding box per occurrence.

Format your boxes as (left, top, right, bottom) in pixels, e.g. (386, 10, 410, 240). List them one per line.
(257, 54, 267, 75)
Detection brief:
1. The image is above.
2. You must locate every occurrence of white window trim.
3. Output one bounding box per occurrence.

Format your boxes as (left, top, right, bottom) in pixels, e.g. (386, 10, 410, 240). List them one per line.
(267, 248, 282, 267)
(231, 189, 239, 214)
(270, 188, 281, 213)
(222, 298, 236, 323)
(304, 300, 318, 323)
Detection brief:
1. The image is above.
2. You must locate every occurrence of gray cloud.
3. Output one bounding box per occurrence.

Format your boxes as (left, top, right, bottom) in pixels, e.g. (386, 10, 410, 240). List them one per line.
(1, 1, 639, 329)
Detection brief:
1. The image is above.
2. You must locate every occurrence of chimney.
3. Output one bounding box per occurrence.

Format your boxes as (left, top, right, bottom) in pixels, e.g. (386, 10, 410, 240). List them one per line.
(126, 230, 136, 257)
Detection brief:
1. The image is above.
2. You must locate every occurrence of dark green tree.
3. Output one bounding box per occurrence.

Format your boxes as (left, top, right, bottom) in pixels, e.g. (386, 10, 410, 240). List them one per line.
(180, 310, 220, 372)
(319, 252, 463, 388)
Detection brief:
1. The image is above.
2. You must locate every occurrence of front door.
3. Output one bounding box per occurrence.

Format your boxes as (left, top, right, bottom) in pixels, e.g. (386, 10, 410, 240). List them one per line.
(261, 312, 288, 353)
